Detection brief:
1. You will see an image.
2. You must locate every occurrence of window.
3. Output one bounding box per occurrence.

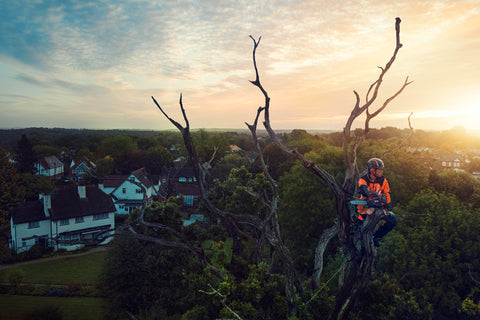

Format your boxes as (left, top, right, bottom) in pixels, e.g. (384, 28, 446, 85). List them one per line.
(61, 234, 80, 241)
(28, 221, 40, 229)
(75, 217, 84, 224)
(179, 177, 186, 182)
(93, 213, 109, 220)
(122, 188, 126, 194)
(59, 219, 70, 226)
(136, 189, 143, 194)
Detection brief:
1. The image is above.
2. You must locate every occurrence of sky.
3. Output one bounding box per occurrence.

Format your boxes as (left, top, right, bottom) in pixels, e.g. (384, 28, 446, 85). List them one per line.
(0, 0, 479, 132)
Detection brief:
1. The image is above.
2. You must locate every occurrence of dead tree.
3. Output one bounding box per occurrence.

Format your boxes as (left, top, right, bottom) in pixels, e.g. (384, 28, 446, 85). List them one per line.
(249, 17, 412, 319)
(152, 93, 310, 317)
(152, 17, 412, 319)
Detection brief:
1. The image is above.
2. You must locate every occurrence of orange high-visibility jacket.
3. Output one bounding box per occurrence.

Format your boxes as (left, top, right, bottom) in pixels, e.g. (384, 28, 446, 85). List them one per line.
(356, 173, 392, 220)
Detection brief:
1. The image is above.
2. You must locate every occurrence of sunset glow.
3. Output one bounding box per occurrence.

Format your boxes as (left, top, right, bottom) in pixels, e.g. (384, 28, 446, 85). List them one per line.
(0, 1, 479, 132)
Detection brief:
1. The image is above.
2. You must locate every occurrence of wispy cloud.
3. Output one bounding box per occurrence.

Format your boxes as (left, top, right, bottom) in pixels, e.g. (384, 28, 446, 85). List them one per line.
(0, 0, 479, 130)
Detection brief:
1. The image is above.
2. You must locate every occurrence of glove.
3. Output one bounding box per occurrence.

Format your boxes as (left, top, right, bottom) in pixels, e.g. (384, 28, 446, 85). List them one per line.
(381, 194, 387, 204)
(366, 192, 382, 208)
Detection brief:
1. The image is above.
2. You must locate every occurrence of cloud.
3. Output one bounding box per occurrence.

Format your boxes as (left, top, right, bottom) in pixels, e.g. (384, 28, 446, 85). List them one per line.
(1, 0, 479, 130)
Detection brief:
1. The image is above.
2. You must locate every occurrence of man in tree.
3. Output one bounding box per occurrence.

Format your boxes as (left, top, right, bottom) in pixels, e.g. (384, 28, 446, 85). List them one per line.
(356, 158, 397, 247)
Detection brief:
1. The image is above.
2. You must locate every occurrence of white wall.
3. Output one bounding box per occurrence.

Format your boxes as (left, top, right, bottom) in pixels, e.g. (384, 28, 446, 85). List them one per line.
(10, 218, 51, 253)
(53, 213, 115, 250)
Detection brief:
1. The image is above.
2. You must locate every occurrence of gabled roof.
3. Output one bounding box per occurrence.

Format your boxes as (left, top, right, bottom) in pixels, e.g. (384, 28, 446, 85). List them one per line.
(10, 200, 47, 224)
(50, 186, 116, 220)
(103, 175, 129, 188)
(132, 168, 152, 188)
(38, 156, 63, 169)
(70, 156, 96, 170)
(229, 144, 242, 152)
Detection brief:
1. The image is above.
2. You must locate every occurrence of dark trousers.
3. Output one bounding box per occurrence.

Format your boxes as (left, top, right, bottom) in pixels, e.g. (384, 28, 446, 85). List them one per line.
(356, 212, 397, 239)
(373, 214, 397, 239)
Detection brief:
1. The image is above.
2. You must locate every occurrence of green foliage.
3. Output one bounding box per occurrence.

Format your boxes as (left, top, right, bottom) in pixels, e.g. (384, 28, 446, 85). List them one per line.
(100, 135, 138, 158)
(384, 150, 429, 205)
(0, 146, 25, 225)
(284, 129, 318, 154)
(210, 166, 273, 218)
(33, 144, 61, 158)
(193, 129, 230, 164)
(353, 275, 432, 320)
(181, 305, 209, 320)
(202, 238, 233, 267)
(8, 269, 24, 288)
(462, 297, 480, 317)
(145, 145, 173, 174)
(212, 153, 250, 181)
(15, 134, 36, 174)
(0, 295, 104, 320)
(100, 236, 218, 319)
(76, 147, 95, 160)
(261, 142, 296, 180)
(304, 145, 344, 182)
(278, 164, 337, 275)
(19, 173, 55, 200)
(217, 262, 288, 320)
(428, 169, 480, 208)
(94, 156, 115, 176)
(378, 190, 480, 318)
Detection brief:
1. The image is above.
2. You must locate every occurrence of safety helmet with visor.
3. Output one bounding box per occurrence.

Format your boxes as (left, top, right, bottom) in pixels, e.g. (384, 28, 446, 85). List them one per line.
(367, 158, 384, 176)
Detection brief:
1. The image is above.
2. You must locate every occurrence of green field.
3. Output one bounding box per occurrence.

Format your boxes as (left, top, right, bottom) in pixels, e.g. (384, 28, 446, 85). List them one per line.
(0, 250, 107, 320)
(0, 251, 106, 285)
(0, 295, 105, 320)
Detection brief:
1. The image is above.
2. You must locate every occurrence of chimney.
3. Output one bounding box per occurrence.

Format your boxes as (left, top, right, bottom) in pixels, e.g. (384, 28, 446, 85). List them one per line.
(40, 193, 51, 217)
(78, 185, 87, 199)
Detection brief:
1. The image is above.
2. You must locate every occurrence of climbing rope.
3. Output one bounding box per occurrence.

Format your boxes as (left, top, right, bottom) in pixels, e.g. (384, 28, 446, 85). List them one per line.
(306, 260, 348, 305)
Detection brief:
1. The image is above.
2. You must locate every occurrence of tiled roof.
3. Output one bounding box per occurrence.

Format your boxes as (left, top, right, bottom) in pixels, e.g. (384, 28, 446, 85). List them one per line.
(10, 200, 47, 224)
(70, 156, 96, 171)
(50, 186, 116, 220)
(102, 175, 128, 188)
(39, 156, 63, 169)
(132, 168, 152, 188)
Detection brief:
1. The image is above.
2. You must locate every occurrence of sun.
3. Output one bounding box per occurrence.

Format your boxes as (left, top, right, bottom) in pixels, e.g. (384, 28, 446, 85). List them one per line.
(458, 95, 480, 131)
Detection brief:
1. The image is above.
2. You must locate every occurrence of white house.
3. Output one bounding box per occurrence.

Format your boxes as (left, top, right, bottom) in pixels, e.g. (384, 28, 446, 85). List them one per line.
(106, 168, 158, 214)
(35, 156, 64, 179)
(67, 156, 96, 182)
(9, 185, 116, 253)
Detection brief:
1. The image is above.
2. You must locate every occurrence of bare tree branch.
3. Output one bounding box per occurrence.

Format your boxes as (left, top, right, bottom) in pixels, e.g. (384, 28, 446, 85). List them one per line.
(199, 284, 244, 320)
(381, 112, 414, 158)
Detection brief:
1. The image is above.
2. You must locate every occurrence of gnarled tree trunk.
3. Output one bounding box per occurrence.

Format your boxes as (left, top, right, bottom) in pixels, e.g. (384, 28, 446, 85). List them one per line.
(152, 17, 412, 320)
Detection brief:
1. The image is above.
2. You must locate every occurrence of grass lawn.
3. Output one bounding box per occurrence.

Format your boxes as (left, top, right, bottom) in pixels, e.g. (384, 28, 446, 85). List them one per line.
(0, 251, 106, 285)
(0, 294, 106, 320)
